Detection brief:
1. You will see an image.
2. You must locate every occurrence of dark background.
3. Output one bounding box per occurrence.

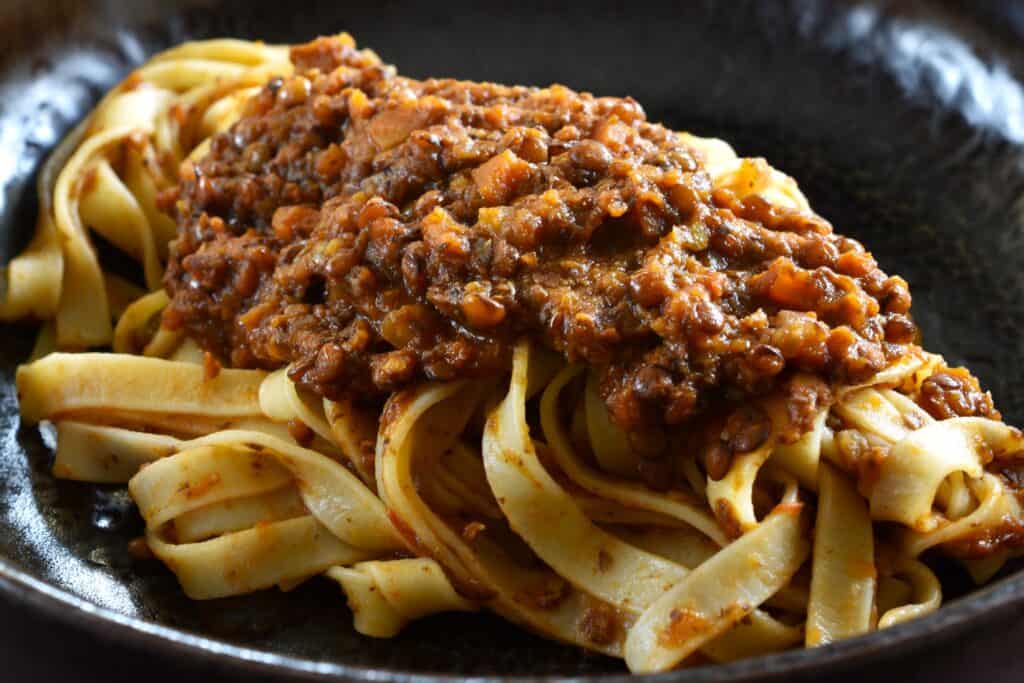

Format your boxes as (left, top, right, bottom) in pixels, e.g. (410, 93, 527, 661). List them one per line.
(2, 0, 1024, 681)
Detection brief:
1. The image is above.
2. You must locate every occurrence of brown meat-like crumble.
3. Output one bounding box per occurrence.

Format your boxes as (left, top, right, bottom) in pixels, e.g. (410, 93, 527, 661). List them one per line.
(160, 33, 978, 440)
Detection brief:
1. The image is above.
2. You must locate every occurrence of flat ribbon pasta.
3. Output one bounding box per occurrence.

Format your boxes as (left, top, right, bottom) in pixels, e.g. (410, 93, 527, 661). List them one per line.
(706, 438, 775, 537)
(17, 352, 265, 433)
(52, 421, 180, 483)
(376, 379, 626, 656)
(112, 289, 186, 359)
(806, 463, 876, 646)
(539, 363, 726, 546)
(583, 371, 638, 478)
(624, 504, 809, 673)
(486, 342, 803, 666)
(259, 367, 336, 443)
(769, 405, 828, 491)
(877, 559, 942, 629)
(0, 38, 290, 348)
(128, 427, 403, 598)
(484, 344, 688, 613)
(0, 119, 75, 321)
(327, 559, 477, 637)
(148, 514, 367, 600)
(870, 417, 1023, 532)
(178, 430, 401, 552)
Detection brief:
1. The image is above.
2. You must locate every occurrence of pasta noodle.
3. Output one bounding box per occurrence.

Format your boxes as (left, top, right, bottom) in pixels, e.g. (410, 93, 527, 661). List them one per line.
(6, 33, 1024, 674)
(806, 463, 875, 646)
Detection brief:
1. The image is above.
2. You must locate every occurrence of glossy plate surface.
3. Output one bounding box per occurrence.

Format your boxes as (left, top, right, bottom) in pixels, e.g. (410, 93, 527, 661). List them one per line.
(1, 0, 1023, 680)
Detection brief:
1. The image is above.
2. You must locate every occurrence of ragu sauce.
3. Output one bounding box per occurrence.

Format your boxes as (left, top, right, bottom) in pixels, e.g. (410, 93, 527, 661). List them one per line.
(160, 34, 990, 443)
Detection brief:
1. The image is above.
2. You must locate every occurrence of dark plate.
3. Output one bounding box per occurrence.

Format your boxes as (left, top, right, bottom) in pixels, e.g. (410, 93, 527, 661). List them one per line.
(2, 0, 1024, 680)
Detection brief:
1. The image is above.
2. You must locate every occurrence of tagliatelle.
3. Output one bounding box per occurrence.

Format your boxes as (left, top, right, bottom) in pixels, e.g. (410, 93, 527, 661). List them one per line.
(326, 559, 477, 637)
(0, 37, 289, 346)
(375, 379, 627, 657)
(584, 372, 638, 478)
(624, 504, 809, 673)
(877, 560, 943, 629)
(8, 32, 1024, 676)
(173, 486, 307, 543)
(769, 406, 828, 491)
(17, 352, 266, 429)
(52, 421, 180, 483)
(486, 344, 689, 611)
(870, 418, 1022, 532)
(538, 364, 727, 547)
(148, 514, 369, 600)
(113, 289, 172, 355)
(486, 343, 803, 660)
(259, 367, 336, 444)
(806, 463, 875, 646)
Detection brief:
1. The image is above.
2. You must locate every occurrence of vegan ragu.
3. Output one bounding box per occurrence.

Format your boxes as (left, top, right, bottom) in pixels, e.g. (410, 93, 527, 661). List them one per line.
(160, 34, 997, 464)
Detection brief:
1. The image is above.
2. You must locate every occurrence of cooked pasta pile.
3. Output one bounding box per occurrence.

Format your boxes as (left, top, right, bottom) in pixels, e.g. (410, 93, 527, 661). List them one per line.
(5, 36, 1024, 673)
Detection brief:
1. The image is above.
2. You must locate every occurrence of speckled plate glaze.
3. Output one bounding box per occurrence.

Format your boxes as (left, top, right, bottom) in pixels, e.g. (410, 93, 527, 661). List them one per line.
(2, 1, 1024, 680)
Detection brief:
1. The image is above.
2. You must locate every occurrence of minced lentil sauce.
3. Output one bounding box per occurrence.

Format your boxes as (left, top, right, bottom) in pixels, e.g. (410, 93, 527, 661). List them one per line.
(160, 34, 996, 443)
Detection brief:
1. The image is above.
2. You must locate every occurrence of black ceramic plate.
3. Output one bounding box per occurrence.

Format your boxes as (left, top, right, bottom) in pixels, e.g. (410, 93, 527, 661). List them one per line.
(2, 1, 1024, 680)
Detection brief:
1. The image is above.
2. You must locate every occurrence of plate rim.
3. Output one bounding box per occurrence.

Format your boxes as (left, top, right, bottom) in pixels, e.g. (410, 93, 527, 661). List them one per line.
(1, 543, 1022, 681)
